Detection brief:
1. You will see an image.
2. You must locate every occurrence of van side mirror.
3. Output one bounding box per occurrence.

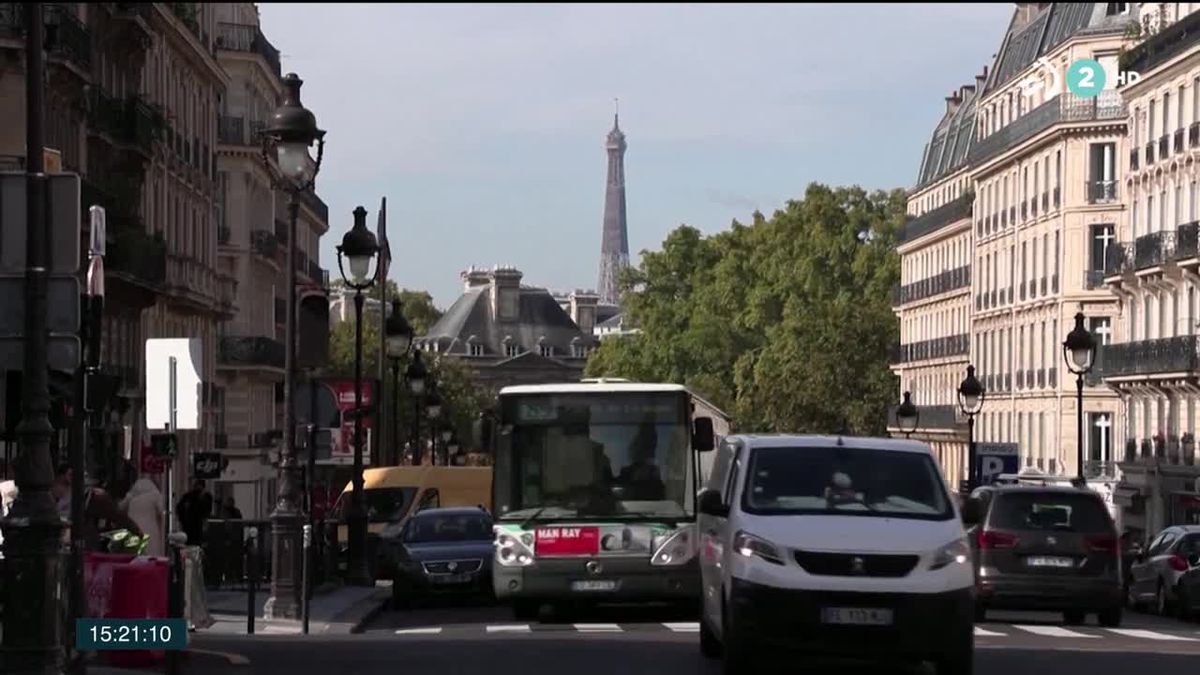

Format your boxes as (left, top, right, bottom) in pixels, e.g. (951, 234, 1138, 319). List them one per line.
(698, 488, 728, 517)
(692, 417, 715, 452)
(960, 498, 982, 526)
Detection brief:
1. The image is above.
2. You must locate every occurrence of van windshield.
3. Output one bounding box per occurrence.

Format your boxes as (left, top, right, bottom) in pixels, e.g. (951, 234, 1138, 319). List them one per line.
(332, 487, 418, 523)
(989, 492, 1112, 533)
(742, 446, 953, 521)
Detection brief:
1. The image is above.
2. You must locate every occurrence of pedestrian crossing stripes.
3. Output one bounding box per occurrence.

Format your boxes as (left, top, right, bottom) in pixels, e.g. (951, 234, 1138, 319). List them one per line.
(391, 622, 1199, 642)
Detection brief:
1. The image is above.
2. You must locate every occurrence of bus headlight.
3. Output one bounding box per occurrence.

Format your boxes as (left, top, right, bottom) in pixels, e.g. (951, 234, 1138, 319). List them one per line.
(651, 528, 696, 566)
(495, 531, 535, 567)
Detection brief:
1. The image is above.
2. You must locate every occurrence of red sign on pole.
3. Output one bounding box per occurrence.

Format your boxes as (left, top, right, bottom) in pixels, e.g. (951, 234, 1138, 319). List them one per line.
(325, 378, 375, 464)
(535, 526, 600, 557)
(139, 443, 168, 474)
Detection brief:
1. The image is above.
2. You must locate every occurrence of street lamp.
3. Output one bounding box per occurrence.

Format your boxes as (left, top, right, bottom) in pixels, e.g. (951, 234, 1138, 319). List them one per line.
(406, 351, 428, 464)
(957, 365, 985, 492)
(259, 72, 325, 618)
(385, 299, 414, 466)
(1063, 312, 1097, 483)
(336, 206, 378, 586)
(425, 387, 443, 465)
(896, 391, 919, 438)
(440, 425, 454, 467)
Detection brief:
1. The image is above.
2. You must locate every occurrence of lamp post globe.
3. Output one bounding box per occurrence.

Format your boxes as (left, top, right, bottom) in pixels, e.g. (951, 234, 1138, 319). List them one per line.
(336, 207, 379, 286)
(1063, 312, 1097, 375)
(261, 73, 325, 190)
(406, 350, 427, 395)
(385, 298, 414, 359)
(896, 391, 919, 438)
(426, 388, 443, 421)
(957, 365, 985, 494)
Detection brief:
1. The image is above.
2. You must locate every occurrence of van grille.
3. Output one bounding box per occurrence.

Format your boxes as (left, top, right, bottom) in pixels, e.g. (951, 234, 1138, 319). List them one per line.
(792, 550, 919, 578)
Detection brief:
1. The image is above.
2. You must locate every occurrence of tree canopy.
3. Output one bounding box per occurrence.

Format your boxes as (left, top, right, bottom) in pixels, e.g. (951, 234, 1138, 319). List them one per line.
(585, 183, 904, 436)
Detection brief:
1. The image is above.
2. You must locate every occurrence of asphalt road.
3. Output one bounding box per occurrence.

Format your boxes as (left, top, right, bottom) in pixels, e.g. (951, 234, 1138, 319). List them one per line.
(183, 599, 1200, 675)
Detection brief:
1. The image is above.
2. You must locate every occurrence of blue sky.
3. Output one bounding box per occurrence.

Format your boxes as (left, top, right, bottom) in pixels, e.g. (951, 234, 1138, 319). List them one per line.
(258, 2, 1014, 308)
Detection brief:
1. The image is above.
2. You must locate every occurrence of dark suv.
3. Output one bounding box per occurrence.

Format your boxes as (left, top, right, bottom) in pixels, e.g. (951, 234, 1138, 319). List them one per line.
(963, 485, 1122, 626)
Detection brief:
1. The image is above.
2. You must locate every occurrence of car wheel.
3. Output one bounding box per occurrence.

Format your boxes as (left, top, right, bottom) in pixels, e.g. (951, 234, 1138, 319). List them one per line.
(1063, 610, 1086, 625)
(700, 614, 722, 659)
(1124, 576, 1139, 610)
(512, 599, 540, 622)
(934, 634, 974, 675)
(1156, 582, 1169, 616)
(1097, 605, 1122, 628)
(1175, 586, 1192, 621)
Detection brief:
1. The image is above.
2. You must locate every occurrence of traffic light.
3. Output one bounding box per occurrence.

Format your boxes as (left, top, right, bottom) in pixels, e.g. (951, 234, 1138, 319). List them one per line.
(150, 432, 177, 458)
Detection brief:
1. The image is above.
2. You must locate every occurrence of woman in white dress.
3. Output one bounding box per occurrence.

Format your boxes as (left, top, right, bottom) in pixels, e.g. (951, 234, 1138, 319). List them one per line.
(120, 477, 165, 557)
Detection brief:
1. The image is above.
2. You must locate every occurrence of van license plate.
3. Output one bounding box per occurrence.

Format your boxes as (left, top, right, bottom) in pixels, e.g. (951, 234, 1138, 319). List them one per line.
(1026, 556, 1074, 568)
(821, 608, 893, 626)
(431, 573, 472, 585)
(571, 580, 617, 592)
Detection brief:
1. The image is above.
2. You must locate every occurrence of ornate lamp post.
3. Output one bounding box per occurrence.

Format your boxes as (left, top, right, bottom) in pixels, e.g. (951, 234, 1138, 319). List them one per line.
(896, 391, 919, 439)
(385, 299, 414, 466)
(336, 207, 378, 586)
(259, 72, 325, 618)
(1063, 312, 1097, 483)
(406, 351, 428, 465)
(425, 386, 443, 465)
(957, 365, 985, 493)
(439, 425, 454, 466)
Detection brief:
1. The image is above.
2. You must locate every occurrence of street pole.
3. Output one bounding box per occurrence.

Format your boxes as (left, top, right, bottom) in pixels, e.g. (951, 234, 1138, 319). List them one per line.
(347, 289, 370, 585)
(412, 396, 420, 467)
(165, 358, 179, 675)
(303, 376, 317, 633)
(1076, 374, 1085, 481)
(266, 196, 303, 618)
(966, 415, 977, 493)
(391, 360, 400, 466)
(1, 4, 66, 671)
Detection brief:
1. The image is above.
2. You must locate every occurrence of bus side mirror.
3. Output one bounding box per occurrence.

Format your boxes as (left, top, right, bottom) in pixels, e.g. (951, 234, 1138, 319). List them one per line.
(693, 417, 715, 452)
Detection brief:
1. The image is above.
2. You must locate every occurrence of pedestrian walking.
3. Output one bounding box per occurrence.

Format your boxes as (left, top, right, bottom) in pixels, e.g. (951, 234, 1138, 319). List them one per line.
(120, 476, 165, 557)
(176, 479, 213, 546)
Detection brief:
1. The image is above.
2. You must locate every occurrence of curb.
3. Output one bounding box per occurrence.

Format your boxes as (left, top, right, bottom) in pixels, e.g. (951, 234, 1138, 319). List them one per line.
(343, 589, 391, 634)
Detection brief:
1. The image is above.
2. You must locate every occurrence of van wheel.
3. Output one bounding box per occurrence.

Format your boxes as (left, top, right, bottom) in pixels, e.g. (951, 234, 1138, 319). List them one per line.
(1098, 606, 1122, 628)
(1176, 587, 1192, 621)
(721, 601, 758, 674)
(1063, 610, 1085, 625)
(699, 615, 722, 659)
(512, 600, 540, 622)
(934, 636, 973, 675)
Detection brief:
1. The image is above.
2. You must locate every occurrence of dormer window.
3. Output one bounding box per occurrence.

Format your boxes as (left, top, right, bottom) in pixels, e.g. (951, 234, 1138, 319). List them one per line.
(537, 336, 553, 358)
(570, 337, 583, 359)
(503, 335, 519, 358)
(1105, 3, 1128, 16)
(466, 335, 484, 357)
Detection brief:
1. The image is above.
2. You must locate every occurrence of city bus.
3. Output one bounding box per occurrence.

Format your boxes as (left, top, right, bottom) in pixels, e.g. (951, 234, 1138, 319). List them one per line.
(481, 380, 721, 620)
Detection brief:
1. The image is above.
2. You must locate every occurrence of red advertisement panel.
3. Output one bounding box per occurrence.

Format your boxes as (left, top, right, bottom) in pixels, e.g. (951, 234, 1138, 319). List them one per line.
(535, 526, 600, 557)
(324, 378, 375, 464)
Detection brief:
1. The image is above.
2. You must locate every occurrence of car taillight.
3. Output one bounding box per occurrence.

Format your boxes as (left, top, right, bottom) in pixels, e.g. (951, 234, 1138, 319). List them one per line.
(1168, 555, 1189, 572)
(1085, 534, 1117, 553)
(977, 530, 1019, 549)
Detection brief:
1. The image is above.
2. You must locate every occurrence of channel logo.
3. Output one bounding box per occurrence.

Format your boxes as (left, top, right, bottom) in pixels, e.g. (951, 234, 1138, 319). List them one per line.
(1066, 58, 1141, 98)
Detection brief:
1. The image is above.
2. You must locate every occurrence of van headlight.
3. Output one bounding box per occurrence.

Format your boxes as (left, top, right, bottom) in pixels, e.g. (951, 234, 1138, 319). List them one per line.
(929, 538, 971, 571)
(651, 528, 696, 566)
(732, 531, 784, 566)
(495, 529, 535, 567)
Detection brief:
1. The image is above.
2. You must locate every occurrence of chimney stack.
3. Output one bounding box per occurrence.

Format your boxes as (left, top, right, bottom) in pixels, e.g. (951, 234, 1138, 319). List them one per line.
(569, 289, 599, 334)
(461, 265, 490, 291)
(946, 91, 963, 115)
(490, 265, 523, 322)
(975, 65, 990, 92)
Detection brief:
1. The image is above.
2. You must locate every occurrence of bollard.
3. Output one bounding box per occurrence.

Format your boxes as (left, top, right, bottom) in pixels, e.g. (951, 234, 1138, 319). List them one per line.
(246, 526, 258, 635)
(302, 524, 312, 635)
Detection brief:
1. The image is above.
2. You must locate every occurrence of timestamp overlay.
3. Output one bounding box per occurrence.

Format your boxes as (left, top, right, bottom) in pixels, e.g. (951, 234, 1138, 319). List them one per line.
(76, 618, 189, 651)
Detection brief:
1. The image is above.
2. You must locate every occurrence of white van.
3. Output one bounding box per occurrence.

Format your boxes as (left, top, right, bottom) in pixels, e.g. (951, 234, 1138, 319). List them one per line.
(697, 435, 975, 675)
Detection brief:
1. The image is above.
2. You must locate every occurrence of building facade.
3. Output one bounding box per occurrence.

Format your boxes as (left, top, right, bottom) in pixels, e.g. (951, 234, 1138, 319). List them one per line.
(892, 3, 1135, 490)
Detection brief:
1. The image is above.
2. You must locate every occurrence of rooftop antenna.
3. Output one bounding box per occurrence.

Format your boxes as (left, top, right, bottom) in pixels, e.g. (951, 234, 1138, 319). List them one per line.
(614, 97, 619, 124)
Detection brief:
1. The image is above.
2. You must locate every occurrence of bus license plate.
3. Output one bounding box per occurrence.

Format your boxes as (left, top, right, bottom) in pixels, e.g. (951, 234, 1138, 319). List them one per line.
(821, 608, 894, 626)
(571, 580, 617, 592)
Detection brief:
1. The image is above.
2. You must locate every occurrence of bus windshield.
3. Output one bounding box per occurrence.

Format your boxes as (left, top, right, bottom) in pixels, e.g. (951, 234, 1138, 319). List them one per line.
(495, 392, 694, 521)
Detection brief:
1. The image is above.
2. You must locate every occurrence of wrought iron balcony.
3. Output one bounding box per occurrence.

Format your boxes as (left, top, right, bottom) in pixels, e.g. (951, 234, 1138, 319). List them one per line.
(969, 93, 1127, 168)
(891, 265, 970, 306)
(1192, 122, 1200, 149)
(250, 229, 279, 260)
(892, 334, 969, 364)
(216, 22, 282, 78)
(1021, 202, 1028, 221)
(1130, 148, 1140, 171)
(218, 336, 285, 369)
(1053, 186, 1060, 208)
(1096, 335, 1200, 379)
(1036, 368, 1045, 388)
(89, 90, 163, 156)
(1104, 242, 1133, 277)
(1134, 231, 1173, 270)
(1123, 9, 1200, 75)
(1085, 269, 1105, 290)
(1041, 193, 1049, 212)
(108, 226, 167, 288)
(41, 4, 91, 70)
(299, 190, 329, 222)
(1085, 180, 1118, 204)
(899, 193, 972, 243)
(1177, 222, 1199, 260)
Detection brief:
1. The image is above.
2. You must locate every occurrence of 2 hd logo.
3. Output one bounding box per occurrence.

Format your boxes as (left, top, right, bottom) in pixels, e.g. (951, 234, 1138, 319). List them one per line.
(1066, 58, 1141, 98)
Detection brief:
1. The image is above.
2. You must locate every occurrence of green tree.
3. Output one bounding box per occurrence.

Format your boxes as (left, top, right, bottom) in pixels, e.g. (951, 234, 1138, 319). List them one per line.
(586, 183, 905, 435)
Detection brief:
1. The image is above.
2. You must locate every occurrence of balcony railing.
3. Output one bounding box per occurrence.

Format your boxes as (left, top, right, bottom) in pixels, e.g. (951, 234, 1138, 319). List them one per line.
(1122, 9, 1200, 75)
(299, 190, 329, 222)
(89, 90, 162, 156)
(899, 193, 973, 243)
(1085, 180, 1118, 204)
(217, 116, 266, 146)
(892, 334, 969, 364)
(1178, 222, 1200, 260)
(44, 4, 91, 70)
(968, 93, 1126, 169)
(1084, 269, 1105, 290)
(218, 336, 285, 369)
(891, 265, 970, 306)
(216, 22, 282, 78)
(108, 227, 167, 287)
(887, 404, 961, 431)
(1135, 230, 1173, 270)
(250, 230, 278, 260)
(1097, 335, 1200, 379)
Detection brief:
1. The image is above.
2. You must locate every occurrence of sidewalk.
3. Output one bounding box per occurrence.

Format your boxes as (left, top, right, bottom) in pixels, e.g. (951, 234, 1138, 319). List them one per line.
(201, 582, 389, 635)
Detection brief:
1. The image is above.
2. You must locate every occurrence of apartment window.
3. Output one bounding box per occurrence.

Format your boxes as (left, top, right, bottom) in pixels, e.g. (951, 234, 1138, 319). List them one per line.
(1021, 242, 1028, 289)
(1105, 3, 1128, 15)
(1055, 150, 1062, 191)
(1161, 189, 1168, 231)
(1150, 99, 1157, 139)
(1054, 231, 1060, 281)
(1032, 238, 1039, 291)
(1149, 195, 1156, 231)
(1087, 143, 1116, 202)
(1177, 183, 1184, 225)
(1088, 413, 1114, 464)
(539, 343, 554, 358)
(1133, 107, 1140, 146)
(1179, 86, 1186, 130)
(1090, 224, 1116, 272)
(1192, 181, 1198, 221)
(1165, 92, 1172, 133)
(1018, 325, 1025, 371)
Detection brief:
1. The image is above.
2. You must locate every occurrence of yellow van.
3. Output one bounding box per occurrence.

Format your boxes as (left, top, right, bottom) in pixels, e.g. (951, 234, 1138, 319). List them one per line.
(332, 466, 492, 577)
